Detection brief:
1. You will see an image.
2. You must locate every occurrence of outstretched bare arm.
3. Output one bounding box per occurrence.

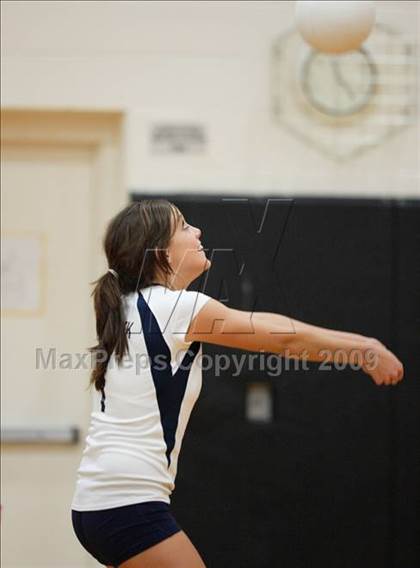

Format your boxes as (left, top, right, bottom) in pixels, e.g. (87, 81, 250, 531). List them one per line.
(185, 299, 404, 386)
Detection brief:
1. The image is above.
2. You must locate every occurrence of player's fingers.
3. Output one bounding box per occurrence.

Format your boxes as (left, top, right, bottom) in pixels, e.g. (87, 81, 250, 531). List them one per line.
(390, 371, 401, 385)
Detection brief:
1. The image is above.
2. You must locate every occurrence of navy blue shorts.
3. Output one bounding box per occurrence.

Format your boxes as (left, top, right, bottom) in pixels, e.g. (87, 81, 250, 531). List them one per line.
(71, 500, 182, 566)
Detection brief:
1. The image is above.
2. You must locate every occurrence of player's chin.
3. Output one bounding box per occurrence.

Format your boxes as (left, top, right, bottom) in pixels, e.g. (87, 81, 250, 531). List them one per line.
(201, 257, 211, 271)
(194, 257, 211, 277)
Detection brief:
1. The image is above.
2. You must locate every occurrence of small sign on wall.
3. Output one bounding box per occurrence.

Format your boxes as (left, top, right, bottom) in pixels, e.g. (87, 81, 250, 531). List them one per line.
(245, 382, 274, 423)
(150, 123, 207, 154)
(1, 233, 46, 316)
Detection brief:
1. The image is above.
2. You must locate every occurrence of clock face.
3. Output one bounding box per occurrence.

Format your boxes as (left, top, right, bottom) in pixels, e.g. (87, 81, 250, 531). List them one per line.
(299, 47, 378, 117)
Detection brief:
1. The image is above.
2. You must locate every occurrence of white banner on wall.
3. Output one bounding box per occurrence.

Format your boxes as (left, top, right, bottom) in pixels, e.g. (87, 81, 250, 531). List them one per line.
(1, 233, 46, 316)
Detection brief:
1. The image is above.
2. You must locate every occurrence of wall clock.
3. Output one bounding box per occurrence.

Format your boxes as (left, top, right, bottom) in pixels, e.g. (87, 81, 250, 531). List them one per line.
(270, 23, 417, 160)
(300, 47, 378, 117)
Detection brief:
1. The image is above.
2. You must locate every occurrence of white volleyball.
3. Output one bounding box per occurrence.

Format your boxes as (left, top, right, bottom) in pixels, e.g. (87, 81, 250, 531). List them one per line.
(295, 0, 376, 54)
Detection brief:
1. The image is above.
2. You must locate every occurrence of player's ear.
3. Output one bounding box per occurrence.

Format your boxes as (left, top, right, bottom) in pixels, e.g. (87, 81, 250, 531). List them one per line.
(153, 246, 171, 265)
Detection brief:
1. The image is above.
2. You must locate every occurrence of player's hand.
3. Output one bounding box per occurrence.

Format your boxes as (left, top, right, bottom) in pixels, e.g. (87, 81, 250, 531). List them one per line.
(361, 339, 404, 386)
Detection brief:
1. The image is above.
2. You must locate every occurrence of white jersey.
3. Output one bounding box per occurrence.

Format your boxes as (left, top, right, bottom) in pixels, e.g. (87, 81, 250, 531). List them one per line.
(71, 285, 212, 511)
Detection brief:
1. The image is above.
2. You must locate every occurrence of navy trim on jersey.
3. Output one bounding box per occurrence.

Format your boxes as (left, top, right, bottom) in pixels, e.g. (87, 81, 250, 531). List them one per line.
(137, 292, 201, 468)
(100, 387, 106, 412)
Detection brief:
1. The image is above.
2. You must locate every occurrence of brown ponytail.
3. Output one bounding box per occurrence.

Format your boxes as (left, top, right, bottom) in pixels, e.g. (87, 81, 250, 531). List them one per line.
(88, 199, 181, 393)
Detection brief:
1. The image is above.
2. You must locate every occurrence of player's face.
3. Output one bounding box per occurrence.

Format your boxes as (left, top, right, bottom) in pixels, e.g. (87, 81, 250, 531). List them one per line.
(166, 213, 211, 284)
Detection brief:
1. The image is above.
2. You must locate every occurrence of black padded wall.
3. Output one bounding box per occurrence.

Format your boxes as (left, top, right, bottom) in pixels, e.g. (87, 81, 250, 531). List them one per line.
(393, 200, 420, 568)
(131, 193, 420, 568)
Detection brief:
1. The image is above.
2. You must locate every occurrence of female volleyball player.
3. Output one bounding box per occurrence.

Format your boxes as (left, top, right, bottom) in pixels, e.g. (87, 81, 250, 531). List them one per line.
(71, 199, 404, 568)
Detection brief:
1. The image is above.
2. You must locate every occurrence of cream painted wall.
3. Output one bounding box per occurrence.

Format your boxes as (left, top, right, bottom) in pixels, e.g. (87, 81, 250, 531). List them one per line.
(1, 0, 419, 196)
(1, 111, 124, 568)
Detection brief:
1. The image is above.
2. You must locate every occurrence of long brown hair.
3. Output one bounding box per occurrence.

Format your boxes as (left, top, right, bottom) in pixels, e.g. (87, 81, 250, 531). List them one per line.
(88, 199, 181, 394)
